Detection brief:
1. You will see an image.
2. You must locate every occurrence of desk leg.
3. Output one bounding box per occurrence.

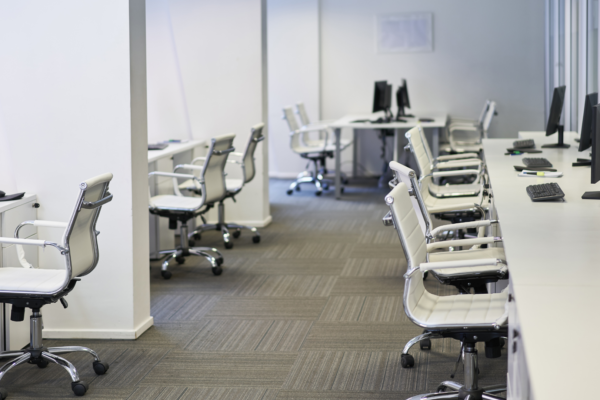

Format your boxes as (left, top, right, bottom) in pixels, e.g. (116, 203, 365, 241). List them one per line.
(432, 128, 440, 157)
(352, 129, 357, 178)
(335, 128, 342, 199)
(393, 129, 399, 161)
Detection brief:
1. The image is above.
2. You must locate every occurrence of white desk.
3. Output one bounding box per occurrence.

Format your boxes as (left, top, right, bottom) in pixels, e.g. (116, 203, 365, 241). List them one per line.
(483, 132, 600, 399)
(0, 194, 38, 351)
(148, 140, 205, 258)
(329, 114, 447, 199)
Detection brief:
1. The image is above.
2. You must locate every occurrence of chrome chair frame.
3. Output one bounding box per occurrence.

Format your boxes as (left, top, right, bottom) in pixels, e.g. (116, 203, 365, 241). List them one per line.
(0, 174, 114, 398)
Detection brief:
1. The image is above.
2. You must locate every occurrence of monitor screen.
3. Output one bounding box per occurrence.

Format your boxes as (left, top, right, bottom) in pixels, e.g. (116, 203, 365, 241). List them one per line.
(579, 93, 598, 152)
(593, 105, 600, 184)
(546, 86, 566, 136)
(384, 84, 392, 110)
(401, 79, 411, 110)
(372, 81, 388, 113)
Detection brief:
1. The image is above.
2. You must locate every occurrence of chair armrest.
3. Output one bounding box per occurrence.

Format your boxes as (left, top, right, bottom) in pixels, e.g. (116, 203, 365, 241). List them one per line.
(172, 165, 205, 175)
(449, 125, 479, 133)
(191, 157, 206, 165)
(431, 169, 480, 178)
(22, 220, 68, 229)
(404, 257, 505, 278)
(428, 200, 485, 215)
(148, 171, 202, 182)
(435, 160, 482, 169)
(382, 211, 393, 226)
(228, 152, 245, 158)
(436, 153, 480, 161)
(0, 237, 67, 254)
(430, 220, 497, 238)
(427, 236, 501, 251)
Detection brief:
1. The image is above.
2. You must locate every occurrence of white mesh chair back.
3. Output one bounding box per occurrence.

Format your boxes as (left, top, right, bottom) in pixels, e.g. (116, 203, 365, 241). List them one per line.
(385, 182, 428, 317)
(389, 161, 428, 235)
(296, 102, 310, 126)
(415, 125, 434, 164)
(201, 134, 236, 204)
(241, 123, 265, 185)
(405, 126, 431, 177)
(64, 173, 113, 278)
(283, 107, 303, 150)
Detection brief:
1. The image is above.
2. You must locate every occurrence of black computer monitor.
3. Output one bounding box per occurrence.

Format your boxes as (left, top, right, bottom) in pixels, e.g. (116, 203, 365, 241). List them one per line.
(542, 86, 569, 148)
(372, 80, 392, 121)
(578, 93, 598, 151)
(582, 105, 600, 199)
(396, 79, 414, 119)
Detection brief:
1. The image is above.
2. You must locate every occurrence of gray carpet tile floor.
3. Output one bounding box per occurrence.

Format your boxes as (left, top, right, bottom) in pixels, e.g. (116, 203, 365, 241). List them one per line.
(1, 178, 507, 399)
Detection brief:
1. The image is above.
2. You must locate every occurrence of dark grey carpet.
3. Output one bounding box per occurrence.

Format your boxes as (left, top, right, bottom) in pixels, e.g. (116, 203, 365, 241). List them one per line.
(1, 178, 506, 399)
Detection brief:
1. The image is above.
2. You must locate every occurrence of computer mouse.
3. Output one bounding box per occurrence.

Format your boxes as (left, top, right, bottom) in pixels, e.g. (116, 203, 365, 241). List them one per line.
(0, 191, 5, 198)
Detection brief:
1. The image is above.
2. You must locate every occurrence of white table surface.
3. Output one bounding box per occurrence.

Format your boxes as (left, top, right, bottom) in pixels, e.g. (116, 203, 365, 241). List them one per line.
(148, 140, 205, 163)
(0, 193, 36, 214)
(483, 132, 600, 399)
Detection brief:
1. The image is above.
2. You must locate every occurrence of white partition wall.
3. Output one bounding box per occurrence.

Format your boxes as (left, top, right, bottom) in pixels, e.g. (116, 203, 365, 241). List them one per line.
(0, 0, 152, 339)
(147, 0, 271, 227)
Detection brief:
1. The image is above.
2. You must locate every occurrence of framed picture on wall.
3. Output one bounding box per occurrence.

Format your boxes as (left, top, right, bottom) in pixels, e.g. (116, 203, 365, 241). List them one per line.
(376, 13, 433, 53)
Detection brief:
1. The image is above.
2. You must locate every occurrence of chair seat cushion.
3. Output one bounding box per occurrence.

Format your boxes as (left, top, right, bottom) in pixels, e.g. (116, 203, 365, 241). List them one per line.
(226, 178, 243, 192)
(429, 182, 481, 198)
(150, 195, 203, 211)
(179, 179, 200, 193)
(413, 290, 508, 326)
(0, 268, 66, 293)
(425, 194, 488, 214)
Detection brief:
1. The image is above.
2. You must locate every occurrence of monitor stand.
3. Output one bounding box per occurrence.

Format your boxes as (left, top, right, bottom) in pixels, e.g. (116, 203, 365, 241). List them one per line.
(541, 125, 570, 149)
(582, 191, 600, 200)
(573, 158, 592, 167)
(396, 107, 414, 120)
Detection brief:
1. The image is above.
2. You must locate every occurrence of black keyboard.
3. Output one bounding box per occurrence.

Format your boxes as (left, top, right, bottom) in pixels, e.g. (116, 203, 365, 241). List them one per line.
(513, 139, 535, 149)
(522, 157, 553, 168)
(526, 183, 565, 202)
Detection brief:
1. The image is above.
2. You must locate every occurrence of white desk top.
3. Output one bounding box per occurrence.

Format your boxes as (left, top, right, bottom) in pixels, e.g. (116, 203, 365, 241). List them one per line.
(0, 193, 36, 214)
(148, 140, 205, 163)
(483, 132, 600, 399)
(329, 113, 447, 129)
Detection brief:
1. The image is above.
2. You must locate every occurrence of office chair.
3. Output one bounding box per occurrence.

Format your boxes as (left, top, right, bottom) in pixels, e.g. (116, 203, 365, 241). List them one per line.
(182, 124, 265, 249)
(386, 181, 508, 400)
(295, 102, 351, 149)
(441, 100, 490, 153)
(149, 134, 234, 279)
(282, 106, 347, 196)
(405, 126, 486, 199)
(447, 101, 497, 154)
(384, 161, 507, 295)
(0, 173, 114, 398)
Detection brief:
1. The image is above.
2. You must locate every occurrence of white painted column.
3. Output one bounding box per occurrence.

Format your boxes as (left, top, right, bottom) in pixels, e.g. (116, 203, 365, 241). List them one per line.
(0, 0, 152, 339)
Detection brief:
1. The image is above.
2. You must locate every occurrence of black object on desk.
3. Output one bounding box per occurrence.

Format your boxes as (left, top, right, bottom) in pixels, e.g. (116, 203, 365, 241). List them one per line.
(523, 157, 553, 168)
(526, 183, 565, 202)
(513, 166, 557, 172)
(418, 118, 434, 122)
(513, 139, 535, 149)
(506, 149, 543, 154)
(0, 192, 25, 202)
(148, 143, 169, 151)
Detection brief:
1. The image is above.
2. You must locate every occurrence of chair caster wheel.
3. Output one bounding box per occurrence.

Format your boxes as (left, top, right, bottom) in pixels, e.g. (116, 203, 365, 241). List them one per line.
(252, 235, 260, 244)
(93, 360, 109, 375)
(161, 270, 172, 280)
(286, 189, 293, 195)
(437, 384, 447, 393)
(212, 266, 223, 276)
(295, 185, 301, 191)
(420, 339, 432, 350)
(232, 230, 241, 239)
(224, 241, 233, 249)
(322, 183, 329, 190)
(216, 256, 224, 266)
(37, 359, 49, 368)
(71, 381, 89, 397)
(175, 256, 185, 265)
(400, 354, 414, 368)
(0, 388, 7, 400)
(315, 191, 322, 196)
(423, 271, 429, 280)
(188, 239, 195, 247)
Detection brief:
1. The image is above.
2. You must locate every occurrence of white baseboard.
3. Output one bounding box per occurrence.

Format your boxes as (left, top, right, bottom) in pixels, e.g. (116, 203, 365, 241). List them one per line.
(43, 316, 154, 340)
(205, 214, 272, 228)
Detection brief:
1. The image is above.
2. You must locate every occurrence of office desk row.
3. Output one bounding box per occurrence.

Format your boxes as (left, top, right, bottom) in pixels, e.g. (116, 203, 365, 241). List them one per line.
(329, 114, 448, 199)
(483, 132, 600, 399)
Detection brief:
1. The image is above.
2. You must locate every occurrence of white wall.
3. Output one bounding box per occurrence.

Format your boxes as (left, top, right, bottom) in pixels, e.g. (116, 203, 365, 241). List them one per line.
(0, 0, 152, 339)
(267, 0, 321, 178)
(268, 0, 546, 176)
(147, 0, 271, 226)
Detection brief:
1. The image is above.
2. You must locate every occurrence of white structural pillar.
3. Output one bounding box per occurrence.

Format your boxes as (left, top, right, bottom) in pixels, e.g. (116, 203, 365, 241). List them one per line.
(0, 0, 152, 339)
